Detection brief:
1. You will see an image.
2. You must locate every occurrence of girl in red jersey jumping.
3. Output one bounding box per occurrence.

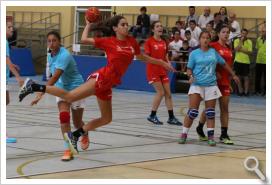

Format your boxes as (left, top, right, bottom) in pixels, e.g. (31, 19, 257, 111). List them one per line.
(19, 15, 175, 155)
(196, 24, 236, 145)
(145, 21, 182, 126)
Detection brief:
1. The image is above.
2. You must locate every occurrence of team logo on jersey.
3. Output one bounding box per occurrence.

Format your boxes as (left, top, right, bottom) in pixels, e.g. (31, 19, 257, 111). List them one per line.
(154, 45, 159, 50)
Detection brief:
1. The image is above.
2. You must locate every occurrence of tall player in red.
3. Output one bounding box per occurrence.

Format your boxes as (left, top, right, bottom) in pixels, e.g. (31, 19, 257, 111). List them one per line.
(145, 21, 182, 126)
(196, 24, 235, 145)
(19, 15, 175, 155)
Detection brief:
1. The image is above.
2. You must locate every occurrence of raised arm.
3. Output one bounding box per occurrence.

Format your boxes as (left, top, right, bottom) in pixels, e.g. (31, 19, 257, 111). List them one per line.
(81, 17, 95, 45)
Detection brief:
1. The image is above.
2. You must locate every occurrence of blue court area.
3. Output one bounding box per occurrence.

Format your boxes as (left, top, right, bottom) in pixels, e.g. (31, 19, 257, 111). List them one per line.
(6, 77, 266, 179)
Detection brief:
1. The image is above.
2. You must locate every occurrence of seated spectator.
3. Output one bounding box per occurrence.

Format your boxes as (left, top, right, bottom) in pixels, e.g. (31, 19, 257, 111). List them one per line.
(186, 20, 202, 42)
(198, 7, 214, 29)
(210, 28, 218, 42)
(169, 30, 183, 61)
(255, 26, 266, 96)
(219, 6, 229, 24)
(175, 20, 186, 40)
(179, 40, 190, 72)
(185, 30, 198, 48)
(132, 7, 150, 39)
(185, 6, 199, 28)
(233, 28, 252, 96)
(206, 22, 213, 32)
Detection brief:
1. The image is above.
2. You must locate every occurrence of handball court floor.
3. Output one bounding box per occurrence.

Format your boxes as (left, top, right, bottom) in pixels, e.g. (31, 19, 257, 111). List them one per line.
(6, 76, 266, 179)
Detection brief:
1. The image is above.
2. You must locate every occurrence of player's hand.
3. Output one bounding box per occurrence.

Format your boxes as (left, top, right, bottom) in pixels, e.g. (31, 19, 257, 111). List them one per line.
(85, 16, 93, 25)
(31, 92, 44, 106)
(162, 61, 176, 72)
(188, 75, 194, 84)
(233, 75, 240, 85)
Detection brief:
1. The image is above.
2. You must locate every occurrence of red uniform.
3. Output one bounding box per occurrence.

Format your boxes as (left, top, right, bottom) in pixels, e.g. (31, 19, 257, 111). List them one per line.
(210, 42, 233, 96)
(144, 37, 169, 84)
(87, 36, 140, 100)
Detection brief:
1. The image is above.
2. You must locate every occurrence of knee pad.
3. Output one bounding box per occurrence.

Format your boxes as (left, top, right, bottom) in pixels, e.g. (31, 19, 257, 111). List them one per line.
(59, 111, 70, 124)
(205, 108, 215, 119)
(187, 109, 199, 120)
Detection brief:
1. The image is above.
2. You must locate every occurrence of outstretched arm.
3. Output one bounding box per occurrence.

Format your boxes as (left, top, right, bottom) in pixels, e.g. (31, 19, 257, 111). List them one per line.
(31, 69, 63, 105)
(222, 63, 240, 85)
(81, 17, 95, 45)
(136, 53, 176, 72)
(6, 57, 24, 86)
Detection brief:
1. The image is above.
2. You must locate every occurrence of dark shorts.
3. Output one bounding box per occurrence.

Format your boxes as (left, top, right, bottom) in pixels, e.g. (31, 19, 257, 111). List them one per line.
(234, 62, 250, 76)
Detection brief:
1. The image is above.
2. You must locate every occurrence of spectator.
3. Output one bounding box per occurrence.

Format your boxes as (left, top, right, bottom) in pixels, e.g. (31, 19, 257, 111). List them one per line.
(186, 20, 202, 42)
(175, 20, 186, 40)
(132, 6, 150, 39)
(233, 28, 252, 96)
(179, 40, 190, 72)
(8, 27, 17, 48)
(228, 12, 241, 41)
(255, 26, 266, 96)
(185, 6, 199, 28)
(185, 30, 198, 48)
(210, 13, 223, 29)
(206, 22, 213, 32)
(169, 30, 183, 61)
(219, 7, 229, 24)
(198, 7, 214, 29)
(210, 28, 217, 42)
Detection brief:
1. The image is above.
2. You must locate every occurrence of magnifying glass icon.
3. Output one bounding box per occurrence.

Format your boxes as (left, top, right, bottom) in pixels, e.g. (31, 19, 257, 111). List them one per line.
(244, 156, 265, 181)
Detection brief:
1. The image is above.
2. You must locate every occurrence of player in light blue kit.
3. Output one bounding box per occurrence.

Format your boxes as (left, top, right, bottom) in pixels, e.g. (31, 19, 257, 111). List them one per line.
(30, 31, 89, 161)
(178, 31, 239, 146)
(6, 21, 24, 143)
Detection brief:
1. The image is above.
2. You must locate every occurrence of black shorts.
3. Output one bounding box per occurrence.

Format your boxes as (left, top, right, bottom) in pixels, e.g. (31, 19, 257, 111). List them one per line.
(234, 62, 250, 76)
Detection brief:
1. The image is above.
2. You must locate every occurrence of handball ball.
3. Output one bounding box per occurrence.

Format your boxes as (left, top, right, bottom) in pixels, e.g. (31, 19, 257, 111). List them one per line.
(85, 7, 100, 23)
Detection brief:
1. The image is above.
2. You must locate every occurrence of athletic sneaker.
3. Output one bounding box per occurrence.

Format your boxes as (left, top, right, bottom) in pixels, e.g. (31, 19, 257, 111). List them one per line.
(196, 126, 208, 141)
(6, 137, 17, 143)
(64, 132, 79, 155)
(61, 149, 74, 161)
(177, 133, 187, 144)
(208, 138, 216, 146)
(80, 134, 90, 150)
(19, 78, 35, 102)
(147, 115, 163, 125)
(167, 117, 182, 126)
(220, 135, 234, 145)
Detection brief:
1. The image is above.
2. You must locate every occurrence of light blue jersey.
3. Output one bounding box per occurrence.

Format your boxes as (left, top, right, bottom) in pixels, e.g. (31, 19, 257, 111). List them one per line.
(187, 48, 225, 86)
(48, 47, 84, 91)
(6, 40, 10, 83)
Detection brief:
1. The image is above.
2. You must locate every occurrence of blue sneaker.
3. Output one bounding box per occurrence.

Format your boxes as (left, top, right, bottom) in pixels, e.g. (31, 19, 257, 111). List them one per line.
(19, 78, 35, 102)
(6, 137, 17, 143)
(64, 132, 79, 155)
(167, 116, 182, 126)
(147, 115, 163, 125)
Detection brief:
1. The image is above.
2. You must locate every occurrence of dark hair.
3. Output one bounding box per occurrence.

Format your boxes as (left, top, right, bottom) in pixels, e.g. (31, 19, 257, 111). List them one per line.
(175, 20, 181, 25)
(219, 7, 228, 15)
(199, 30, 211, 40)
(214, 12, 220, 18)
(189, 20, 196, 25)
(215, 23, 230, 34)
(189, 6, 195, 10)
(185, 30, 191, 35)
(174, 30, 181, 35)
(47, 30, 61, 41)
(241, 28, 248, 33)
(140, 6, 147, 12)
(90, 15, 125, 36)
(183, 40, 189, 45)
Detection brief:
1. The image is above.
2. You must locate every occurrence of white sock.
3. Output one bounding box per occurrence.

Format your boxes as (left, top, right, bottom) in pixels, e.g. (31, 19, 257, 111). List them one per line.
(182, 127, 190, 134)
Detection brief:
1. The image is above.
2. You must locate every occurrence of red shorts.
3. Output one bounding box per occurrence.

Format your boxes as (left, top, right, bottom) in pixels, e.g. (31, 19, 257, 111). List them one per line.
(147, 74, 169, 84)
(87, 72, 113, 101)
(218, 85, 231, 96)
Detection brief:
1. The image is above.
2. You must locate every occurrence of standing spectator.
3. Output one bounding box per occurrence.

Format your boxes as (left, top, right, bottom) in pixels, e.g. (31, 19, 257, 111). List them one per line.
(185, 30, 198, 48)
(255, 26, 266, 96)
(185, 6, 199, 28)
(186, 20, 202, 42)
(169, 30, 183, 61)
(132, 6, 150, 39)
(228, 12, 241, 41)
(198, 7, 214, 29)
(219, 7, 228, 24)
(210, 13, 223, 29)
(233, 28, 252, 96)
